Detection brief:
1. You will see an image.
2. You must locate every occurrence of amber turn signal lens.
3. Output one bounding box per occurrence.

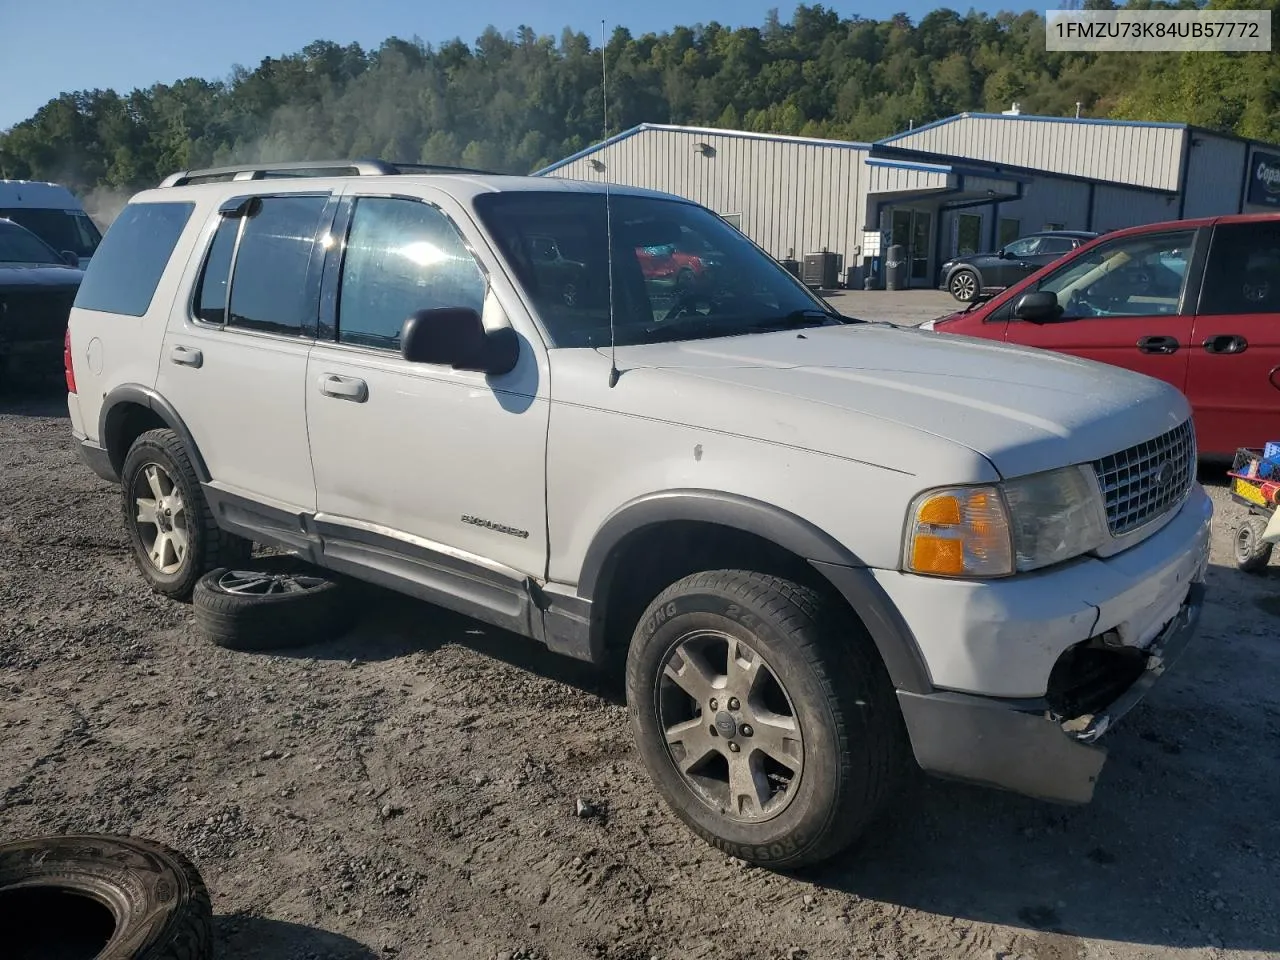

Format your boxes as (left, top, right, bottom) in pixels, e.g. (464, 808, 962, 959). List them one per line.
(905, 486, 1014, 578)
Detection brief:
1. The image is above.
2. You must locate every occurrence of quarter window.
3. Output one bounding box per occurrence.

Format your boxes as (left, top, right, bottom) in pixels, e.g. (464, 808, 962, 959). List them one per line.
(336, 197, 486, 351)
(1199, 222, 1280, 315)
(73, 201, 194, 317)
(1033, 230, 1196, 319)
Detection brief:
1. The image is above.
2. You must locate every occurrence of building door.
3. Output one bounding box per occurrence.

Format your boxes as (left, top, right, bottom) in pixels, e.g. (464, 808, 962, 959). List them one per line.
(890, 208, 933, 287)
(954, 213, 983, 257)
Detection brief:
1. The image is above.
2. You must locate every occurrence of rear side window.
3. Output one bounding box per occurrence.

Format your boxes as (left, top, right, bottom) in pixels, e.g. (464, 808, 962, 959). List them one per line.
(73, 202, 194, 317)
(1199, 222, 1280, 314)
(193, 194, 329, 336)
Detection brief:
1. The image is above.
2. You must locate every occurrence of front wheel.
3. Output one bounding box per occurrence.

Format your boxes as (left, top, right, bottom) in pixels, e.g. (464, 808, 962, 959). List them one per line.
(948, 269, 979, 302)
(625, 570, 906, 869)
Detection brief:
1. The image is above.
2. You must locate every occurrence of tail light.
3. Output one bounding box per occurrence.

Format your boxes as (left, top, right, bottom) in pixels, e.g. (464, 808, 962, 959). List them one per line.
(64, 327, 77, 394)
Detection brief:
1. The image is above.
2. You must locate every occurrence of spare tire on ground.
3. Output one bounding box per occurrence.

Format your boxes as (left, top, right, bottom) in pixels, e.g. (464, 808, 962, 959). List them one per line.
(192, 555, 355, 651)
(0, 833, 212, 959)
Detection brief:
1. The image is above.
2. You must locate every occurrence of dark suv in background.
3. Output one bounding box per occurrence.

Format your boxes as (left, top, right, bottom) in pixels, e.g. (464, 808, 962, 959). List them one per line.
(940, 229, 1098, 302)
(0, 218, 84, 388)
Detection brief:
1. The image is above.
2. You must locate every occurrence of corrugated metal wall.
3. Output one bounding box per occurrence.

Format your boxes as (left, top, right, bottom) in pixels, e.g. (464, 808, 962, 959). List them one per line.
(544, 128, 870, 268)
(1091, 184, 1180, 232)
(887, 116, 1186, 192)
(994, 179, 1093, 235)
(1182, 134, 1249, 218)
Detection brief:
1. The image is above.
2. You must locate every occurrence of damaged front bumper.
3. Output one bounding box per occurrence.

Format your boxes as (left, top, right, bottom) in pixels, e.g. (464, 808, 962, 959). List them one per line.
(897, 579, 1205, 804)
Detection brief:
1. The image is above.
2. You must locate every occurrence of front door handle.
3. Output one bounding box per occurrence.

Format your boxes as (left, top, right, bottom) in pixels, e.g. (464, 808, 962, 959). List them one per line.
(1137, 335, 1180, 355)
(1203, 334, 1248, 355)
(318, 374, 368, 403)
(169, 345, 203, 368)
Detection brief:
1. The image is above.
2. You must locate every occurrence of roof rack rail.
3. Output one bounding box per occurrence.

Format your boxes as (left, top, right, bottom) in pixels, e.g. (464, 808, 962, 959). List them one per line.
(157, 158, 498, 188)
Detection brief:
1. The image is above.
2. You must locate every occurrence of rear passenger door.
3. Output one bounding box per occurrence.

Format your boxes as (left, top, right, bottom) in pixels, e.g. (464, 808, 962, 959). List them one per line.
(304, 187, 549, 582)
(1185, 220, 1280, 456)
(154, 190, 335, 514)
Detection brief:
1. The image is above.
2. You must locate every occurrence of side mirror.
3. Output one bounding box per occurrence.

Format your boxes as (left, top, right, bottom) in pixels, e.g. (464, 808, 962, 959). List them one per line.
(1013, 290, 1062, 323)
(400, 307, 519, 375)
(996, 248, 1011, 259)
(61, 250, 80, 269)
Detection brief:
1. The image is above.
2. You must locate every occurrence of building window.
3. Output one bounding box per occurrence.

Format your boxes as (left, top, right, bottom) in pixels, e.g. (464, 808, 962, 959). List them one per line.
(998, 218, 1022, 248)
(720, 213, 743, 232)
(1043, 222, 1065, 231)
(956, 214, 983, 257)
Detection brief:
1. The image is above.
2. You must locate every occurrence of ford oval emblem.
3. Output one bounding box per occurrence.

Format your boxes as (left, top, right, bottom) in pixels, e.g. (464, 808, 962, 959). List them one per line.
(1155, 460, 1175, 486)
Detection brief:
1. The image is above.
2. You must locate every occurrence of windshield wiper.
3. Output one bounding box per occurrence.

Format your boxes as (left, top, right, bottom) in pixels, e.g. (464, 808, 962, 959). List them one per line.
(748, 308, 855, 330)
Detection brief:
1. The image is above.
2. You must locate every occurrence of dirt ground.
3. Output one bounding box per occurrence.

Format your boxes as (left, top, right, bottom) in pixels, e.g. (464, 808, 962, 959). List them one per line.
(2, 388, 1278, 960)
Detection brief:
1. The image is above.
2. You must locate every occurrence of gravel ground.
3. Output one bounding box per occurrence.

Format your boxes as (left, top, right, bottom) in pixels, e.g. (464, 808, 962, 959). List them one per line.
(2, 388, 1278, 960)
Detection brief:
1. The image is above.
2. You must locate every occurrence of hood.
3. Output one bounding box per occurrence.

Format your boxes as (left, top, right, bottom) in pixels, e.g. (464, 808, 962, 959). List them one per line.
(567, 323, 1191, 480)
(0, 263, 84, 288)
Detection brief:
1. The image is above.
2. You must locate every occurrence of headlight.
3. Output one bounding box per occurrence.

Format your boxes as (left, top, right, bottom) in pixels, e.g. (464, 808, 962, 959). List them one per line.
(904, 466, 1107, 578)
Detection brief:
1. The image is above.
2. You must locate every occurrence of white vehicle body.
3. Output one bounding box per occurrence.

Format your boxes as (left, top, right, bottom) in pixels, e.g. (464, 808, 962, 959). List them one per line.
(66, 162, 1212, 859)
(0, 179, 102, 269)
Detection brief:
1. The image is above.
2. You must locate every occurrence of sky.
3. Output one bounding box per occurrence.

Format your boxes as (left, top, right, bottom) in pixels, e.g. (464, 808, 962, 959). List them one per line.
(0, 0, 1022, 131)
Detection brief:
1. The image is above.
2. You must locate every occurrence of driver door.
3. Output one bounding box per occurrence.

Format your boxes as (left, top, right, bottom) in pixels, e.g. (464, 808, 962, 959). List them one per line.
(1003, 227, 1204, 393)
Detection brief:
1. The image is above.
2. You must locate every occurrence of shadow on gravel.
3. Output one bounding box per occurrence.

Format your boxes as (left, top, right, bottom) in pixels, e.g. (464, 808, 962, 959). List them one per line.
(267, 581, 626, 705)
(214, 914, 378, 958)
(801, 751, 1279, 955)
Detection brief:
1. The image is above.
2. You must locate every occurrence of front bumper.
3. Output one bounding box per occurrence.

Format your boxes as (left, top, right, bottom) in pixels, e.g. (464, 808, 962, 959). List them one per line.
(896, 579, 1204, 804)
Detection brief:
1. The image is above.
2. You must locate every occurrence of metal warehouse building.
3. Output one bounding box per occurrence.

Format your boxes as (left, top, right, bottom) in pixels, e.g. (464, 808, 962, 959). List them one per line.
(535, 109, 1280, 290)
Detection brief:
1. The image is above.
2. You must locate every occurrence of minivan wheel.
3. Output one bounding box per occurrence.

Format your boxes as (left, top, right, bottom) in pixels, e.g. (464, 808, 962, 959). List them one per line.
(121, 428, 251, 601)
(948, 269, 978, 302)
(625, 570, 906, 869)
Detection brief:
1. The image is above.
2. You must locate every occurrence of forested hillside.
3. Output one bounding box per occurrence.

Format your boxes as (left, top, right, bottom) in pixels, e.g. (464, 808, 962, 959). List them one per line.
(1, 0, 1276, 222)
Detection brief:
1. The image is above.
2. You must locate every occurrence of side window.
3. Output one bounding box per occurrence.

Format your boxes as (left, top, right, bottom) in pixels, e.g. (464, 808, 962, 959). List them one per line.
(1005, 237, 1040, 257)
(1034, 229, 1196, 319)
(193, 218, 239, 324)
(223, 194, 329, 336)
(73, 201, 195, 317)
(337, 197, 486, 351)
(1037, 237, 1074, 256)
(1199, 222, 1280, 315)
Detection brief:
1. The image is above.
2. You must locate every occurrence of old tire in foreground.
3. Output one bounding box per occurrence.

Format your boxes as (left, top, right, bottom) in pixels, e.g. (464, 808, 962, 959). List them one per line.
(0, 833, 211, 959)
(1234, 516, 1274, 573)
(625, 570, 906, 869)
(193, 560, 354, 651)
(121, 428, 251, 601)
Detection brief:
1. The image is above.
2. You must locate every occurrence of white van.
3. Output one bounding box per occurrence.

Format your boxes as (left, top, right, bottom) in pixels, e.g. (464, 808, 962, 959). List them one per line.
(0, 180, 103, 269)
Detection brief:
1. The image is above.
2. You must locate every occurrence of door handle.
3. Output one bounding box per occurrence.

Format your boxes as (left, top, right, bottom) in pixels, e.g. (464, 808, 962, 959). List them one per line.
(1137, 336, 1180, 355)
(318, 374, 368, 402)
(1203, 334, 1248, 355)
(169, 345, 203, 368)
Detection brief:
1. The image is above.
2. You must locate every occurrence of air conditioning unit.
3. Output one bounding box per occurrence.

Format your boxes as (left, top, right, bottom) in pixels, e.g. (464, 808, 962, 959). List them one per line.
(802, 251, 841, 289)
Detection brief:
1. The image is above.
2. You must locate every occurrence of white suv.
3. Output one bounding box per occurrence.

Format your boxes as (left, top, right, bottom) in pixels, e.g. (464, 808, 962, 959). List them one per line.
(66, 160, 1213, 868)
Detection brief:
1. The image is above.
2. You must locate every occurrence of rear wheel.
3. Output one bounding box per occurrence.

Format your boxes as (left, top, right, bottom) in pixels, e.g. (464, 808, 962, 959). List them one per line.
(948, 269, 979, 302)
(1234, 516, 1274, 573)
(121, 429, 251, 601)
(625, 570, 906, 869)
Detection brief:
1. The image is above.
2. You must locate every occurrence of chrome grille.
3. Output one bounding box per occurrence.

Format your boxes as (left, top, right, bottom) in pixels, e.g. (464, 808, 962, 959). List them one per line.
(1091, 419, 1196, 538)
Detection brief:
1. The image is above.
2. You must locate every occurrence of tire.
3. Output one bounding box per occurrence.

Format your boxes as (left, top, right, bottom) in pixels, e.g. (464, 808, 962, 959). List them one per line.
(0, 833, 211, 959)
(1234, 516, 1274, 573)
(625, 570, 906, 870)
(121, 428, 251, 601)
(948, 269, 979, 302)
(192, 559, 355, 651)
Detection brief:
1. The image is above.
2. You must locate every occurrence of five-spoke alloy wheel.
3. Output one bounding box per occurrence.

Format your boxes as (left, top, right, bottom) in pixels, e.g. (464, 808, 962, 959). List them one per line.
(626, 570, 906, 869)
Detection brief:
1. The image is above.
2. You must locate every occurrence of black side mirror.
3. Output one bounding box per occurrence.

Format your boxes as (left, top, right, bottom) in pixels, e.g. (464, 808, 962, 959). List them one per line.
(400, 307, 519, 375)
(61, 250, 80, 269)
(996, 248, 1011, 259)
(1013, 290, 1063, 323)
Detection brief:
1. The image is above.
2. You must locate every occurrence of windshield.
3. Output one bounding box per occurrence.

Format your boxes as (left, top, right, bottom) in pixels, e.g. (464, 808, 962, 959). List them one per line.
(0, 208, 102, 258)
(472, 191, 845, 347)
(0, 219, 64, 265)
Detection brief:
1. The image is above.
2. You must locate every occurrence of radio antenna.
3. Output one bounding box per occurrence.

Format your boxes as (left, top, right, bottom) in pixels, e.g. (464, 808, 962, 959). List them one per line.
(602, 19, 621, 388)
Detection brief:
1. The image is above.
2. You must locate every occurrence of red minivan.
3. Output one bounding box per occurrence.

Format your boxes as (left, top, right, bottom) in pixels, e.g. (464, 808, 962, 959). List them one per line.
(926, 213, 1280, 459)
